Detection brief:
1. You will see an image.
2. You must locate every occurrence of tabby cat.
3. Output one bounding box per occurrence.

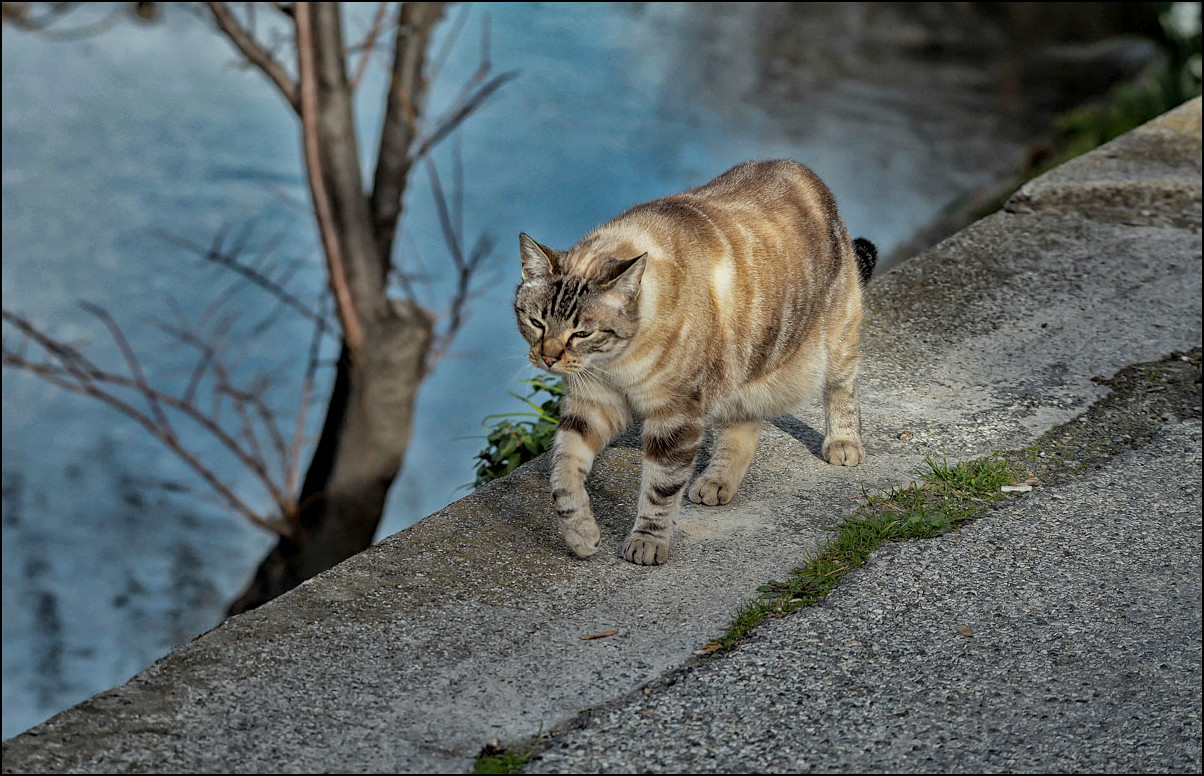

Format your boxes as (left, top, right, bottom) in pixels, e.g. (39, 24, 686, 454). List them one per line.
(514, 159, 877, 565)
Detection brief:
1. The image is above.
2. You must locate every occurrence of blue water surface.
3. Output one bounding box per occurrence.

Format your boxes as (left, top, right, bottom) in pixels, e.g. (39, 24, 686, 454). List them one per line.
(2, 2, 1037, 738)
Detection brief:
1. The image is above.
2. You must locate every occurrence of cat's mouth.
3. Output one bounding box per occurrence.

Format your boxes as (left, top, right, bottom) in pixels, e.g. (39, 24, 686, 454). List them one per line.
(530, 353, 581, 375)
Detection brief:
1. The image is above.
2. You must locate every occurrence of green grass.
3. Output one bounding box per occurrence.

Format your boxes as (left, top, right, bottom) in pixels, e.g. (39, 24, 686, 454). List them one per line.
(711, 346, 1202, 652)
(714, 455, 1024, 650)
(473, 738, 539, 774)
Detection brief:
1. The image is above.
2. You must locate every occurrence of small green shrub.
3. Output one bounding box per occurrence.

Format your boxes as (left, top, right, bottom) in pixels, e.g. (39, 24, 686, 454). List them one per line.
(472, 376, 564, 488)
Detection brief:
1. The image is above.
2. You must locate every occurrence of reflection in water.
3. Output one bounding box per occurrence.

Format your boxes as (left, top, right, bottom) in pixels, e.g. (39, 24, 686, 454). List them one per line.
(0, 2, 1164, 739)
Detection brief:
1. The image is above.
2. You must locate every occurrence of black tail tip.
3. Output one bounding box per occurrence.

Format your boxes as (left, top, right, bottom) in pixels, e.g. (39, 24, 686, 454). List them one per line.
(853, 238, 877, 285)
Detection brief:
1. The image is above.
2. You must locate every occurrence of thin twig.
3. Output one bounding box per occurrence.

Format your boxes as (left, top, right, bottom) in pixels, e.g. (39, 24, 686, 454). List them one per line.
(2, 321, 292, 538)
(409, 12, 517, 162)
(79, 301, 174, 438)
(207, 1, 301, 112)
(426, 2, 471, 85)
(2, 309, 295, 531)
(423, 158, 494, 368)
(152, 228, 330, 332)
(409, 69, 517, 162)
(425, 158, 462, 269)
(349, 1, 390, 91)
(162, 319, 296, 493)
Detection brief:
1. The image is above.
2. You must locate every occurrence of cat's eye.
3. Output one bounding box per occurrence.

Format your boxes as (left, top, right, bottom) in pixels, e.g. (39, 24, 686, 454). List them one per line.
(527, 317, 544, 330)
(567, 330, 594, 343)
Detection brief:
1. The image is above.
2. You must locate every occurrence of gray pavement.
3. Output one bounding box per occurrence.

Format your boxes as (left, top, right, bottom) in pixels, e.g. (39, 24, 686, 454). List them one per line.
(527, 419, 1203, 773)
(2, 100, 1200, 774)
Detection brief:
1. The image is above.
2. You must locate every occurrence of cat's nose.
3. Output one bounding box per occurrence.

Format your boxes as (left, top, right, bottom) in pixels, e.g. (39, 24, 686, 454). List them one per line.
(541, 354, 559, 367)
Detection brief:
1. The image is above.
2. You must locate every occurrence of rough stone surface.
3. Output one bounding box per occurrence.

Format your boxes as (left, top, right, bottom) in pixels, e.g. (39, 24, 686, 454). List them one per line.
(527, 421, 1203, 773)
(2, 99, 1200, 774)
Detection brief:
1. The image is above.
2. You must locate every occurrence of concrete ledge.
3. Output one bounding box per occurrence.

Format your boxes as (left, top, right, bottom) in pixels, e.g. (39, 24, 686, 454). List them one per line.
(3, 98, 1200, 774)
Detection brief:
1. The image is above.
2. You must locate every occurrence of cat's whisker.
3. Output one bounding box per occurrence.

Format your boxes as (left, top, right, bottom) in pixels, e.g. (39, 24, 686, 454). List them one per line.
(498, 361, 540, 389)
(574, 366, 611, 391)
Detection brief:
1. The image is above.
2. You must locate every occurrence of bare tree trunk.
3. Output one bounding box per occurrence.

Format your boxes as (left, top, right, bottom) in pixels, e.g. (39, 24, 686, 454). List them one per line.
(229, 305, 431, 614)
(228, 2, 445, 614)
(5, 3, 509, 614)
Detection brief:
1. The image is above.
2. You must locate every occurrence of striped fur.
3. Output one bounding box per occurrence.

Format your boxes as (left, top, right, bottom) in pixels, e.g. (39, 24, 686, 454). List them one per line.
(516, 160, 874, 565)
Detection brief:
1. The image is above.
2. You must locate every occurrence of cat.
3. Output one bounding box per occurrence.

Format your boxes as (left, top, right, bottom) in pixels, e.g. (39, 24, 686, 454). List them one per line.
(514, 159, 877, 565)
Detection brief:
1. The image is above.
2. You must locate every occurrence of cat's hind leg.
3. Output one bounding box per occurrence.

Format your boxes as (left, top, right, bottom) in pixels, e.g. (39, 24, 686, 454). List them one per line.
(687, 419, 761, 506)
(821, 334, 865, 467)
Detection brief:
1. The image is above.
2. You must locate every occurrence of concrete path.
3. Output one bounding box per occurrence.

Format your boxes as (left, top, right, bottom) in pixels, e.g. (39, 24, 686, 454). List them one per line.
(528, 419, 1202, 773)
(2, 99, 1200, 774)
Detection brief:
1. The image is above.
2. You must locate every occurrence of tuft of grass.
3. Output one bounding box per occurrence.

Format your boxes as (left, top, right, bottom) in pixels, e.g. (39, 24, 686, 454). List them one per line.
(473, 738, 539, 775)
(714, 455, 1023, 649)
(712, 347, 1201, 652)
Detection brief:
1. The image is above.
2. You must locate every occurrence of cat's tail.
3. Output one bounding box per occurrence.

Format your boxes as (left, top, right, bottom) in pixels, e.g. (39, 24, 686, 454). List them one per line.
(853, 237, 877, 286)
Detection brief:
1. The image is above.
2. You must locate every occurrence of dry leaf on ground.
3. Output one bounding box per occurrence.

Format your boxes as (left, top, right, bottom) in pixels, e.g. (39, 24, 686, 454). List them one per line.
(579, 630, 619, 641)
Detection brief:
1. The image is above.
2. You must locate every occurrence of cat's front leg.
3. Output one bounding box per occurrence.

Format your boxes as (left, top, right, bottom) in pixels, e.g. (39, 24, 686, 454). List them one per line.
(550, 389, 628, 558)
(624, 410, 704, 565)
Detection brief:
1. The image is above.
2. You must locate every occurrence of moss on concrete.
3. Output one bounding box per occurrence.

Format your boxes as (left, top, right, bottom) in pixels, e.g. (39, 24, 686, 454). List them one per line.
(712, 346, 1202, 651)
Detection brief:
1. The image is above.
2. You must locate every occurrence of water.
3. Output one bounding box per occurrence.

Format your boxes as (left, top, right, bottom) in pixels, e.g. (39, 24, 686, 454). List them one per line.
(1, 2, 1137, 739)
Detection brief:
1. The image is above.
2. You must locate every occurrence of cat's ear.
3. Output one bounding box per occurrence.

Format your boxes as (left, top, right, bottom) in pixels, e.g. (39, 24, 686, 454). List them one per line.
(600, 253, 647, 309)
(519, 233, 561, 282)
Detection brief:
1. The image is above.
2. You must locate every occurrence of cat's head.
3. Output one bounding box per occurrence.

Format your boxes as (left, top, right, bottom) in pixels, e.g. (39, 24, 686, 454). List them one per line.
(514, 232, 646, 376)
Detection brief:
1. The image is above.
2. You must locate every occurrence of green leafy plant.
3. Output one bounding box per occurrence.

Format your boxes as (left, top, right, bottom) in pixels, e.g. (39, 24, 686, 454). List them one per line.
(472, 376, 564, 488)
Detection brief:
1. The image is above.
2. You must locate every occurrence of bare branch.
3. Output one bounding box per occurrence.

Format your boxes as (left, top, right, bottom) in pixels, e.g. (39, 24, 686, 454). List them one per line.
(424, 157, 462, 269)
(207, 1, 301, 112)
(409, 13, 517, 164)
(370, 1, 446, 268)
(156, 304, 234, 405)
(296, 0, 365, 352)
(452, 131, 464, 248)
(425, 2, 472, 86)
(151, 228, 331, 333)
(79, 300, 174, 437)
(409, 68, 516, 162)
(349, 1, 390, 91)
(422, 157, 494, 368)
(126, 473, 286, 524)
(156, 316, 297, 495)
(2, 308, 298, 537)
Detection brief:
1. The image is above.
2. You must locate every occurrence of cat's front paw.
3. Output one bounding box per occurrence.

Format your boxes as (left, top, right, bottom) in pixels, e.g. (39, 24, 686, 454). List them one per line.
(560, 515, 602, 558)
(687, 475, 737, 506)
(622, 533, 670, 565)
(823, 437, 865, 466)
